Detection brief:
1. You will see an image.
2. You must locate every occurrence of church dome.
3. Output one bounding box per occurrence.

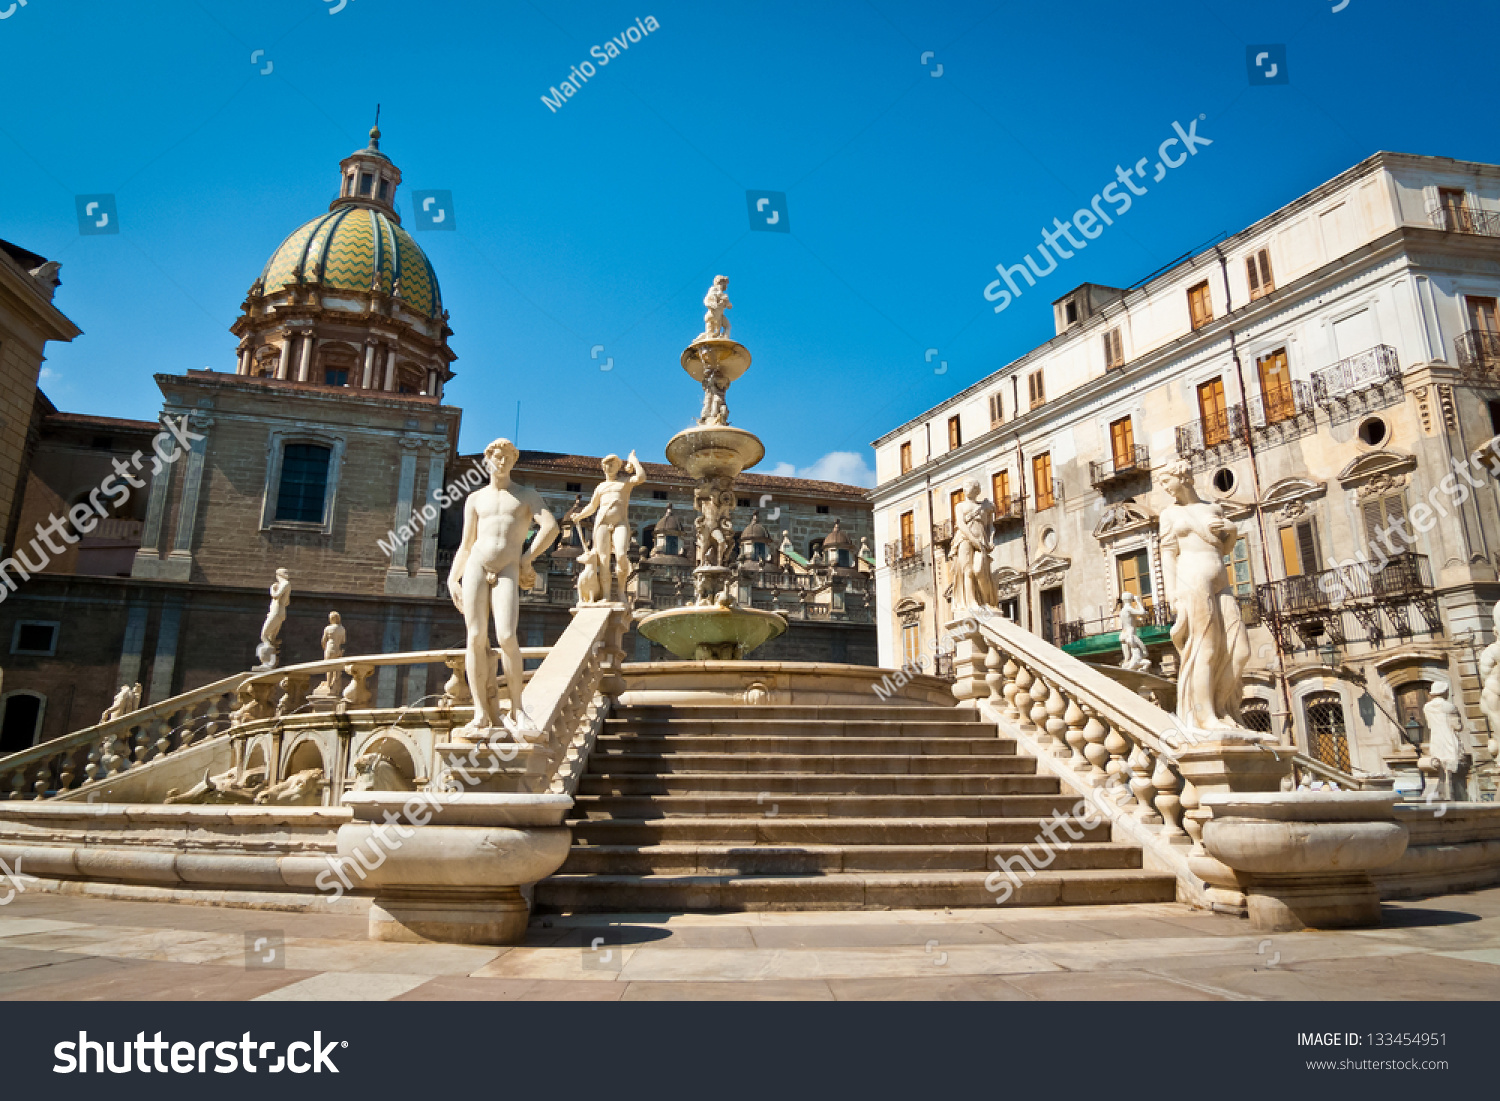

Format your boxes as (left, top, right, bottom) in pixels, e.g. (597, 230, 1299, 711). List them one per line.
(259, 207, 442, 320)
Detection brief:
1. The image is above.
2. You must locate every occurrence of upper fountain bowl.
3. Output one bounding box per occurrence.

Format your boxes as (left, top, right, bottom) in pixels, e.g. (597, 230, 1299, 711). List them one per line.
(665, 425, 765, 481)
(681, 337, 751, 383)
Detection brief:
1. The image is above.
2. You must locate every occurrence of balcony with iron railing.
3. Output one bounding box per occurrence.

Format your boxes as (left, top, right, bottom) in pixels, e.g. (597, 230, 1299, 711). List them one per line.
(1431, 204, 1500, 238)
(1311, 344, 1401, 404)
(1089, 444, 1151, 490)
(1457, 329, 1500, 383)
(1059, 599, 1173, 652)
(1246, 379, 1316, 435)
(994, 493, 1026, 524)
(931, 519, 954, 548)
(1176, 402, 1248, 459)
(1256, 552, 1440, 650)
(884, 537, 926, 571)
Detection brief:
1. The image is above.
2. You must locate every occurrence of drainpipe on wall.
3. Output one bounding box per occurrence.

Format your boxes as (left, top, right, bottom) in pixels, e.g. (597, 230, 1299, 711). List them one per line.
(1216, 245, 1296, 748)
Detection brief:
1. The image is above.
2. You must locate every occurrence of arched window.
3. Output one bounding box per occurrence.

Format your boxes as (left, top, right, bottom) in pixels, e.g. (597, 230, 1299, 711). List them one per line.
(1304, 691, 1351, 771)
(1242, 698, 1272, 735)
(275, 444, 332, 524)
(0, 692, 45, 754)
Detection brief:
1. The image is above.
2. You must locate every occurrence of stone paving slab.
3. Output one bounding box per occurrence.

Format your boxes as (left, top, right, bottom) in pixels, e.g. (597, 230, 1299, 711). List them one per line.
(0, 887, 1496, 1000)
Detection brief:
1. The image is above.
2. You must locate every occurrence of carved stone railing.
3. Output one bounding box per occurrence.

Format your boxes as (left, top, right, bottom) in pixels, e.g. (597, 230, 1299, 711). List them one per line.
(949, 612, 1292, 906)
(519, 603, 625, 795)
(1, 674, 249, 801)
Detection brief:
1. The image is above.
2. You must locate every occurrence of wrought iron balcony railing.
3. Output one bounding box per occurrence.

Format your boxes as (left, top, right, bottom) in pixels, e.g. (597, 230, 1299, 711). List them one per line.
(994, 493, 1026, 523)
(1457, 329, 1500, 381)
(1431, 205, 1500, 238)
(883, 537, 926, 571)
(1258, 552, 1432, 619)
(1176, 403, 1248, 457)
(1311, 345, 1401, 404)
(1059, 599, 1173, 647)
(931, 519, 954, 548)
(1089, 444, 1151, 490)
(1247, 379, 1315, 430)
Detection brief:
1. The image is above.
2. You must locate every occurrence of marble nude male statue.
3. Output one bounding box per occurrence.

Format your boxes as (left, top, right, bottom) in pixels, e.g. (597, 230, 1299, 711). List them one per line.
(948, 477, 997, 612)
(1118, 590, 1152, 673)
(448, 438, 558, 737)
(572, 450, 646, 603)
(1158, 459, 1250, 732)
(255, 569, 291, 670)
(702, 274, 732, 339)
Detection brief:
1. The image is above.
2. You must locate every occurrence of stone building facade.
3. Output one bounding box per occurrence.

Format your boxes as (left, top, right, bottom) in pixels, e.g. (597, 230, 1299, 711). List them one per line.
(871, 152, 1500, 796)
(0, 131, 874, 752)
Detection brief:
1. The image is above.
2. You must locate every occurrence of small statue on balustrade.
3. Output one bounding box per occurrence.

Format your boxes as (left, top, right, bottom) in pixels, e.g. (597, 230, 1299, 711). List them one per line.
(949, 477, 998, 612)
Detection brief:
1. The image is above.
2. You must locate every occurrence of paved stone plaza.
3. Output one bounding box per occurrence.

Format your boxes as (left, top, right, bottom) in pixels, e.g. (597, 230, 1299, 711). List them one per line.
(1, 888, 1497, 1001)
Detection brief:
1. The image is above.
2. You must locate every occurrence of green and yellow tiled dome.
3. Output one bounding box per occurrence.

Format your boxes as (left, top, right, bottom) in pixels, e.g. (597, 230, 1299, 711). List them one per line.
(260, 207, 442, 319)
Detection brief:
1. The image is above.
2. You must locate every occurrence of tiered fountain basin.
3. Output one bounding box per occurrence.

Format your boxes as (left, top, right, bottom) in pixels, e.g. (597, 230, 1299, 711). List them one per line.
(664, 424, 764, 480)
(637, 602, 787, 661)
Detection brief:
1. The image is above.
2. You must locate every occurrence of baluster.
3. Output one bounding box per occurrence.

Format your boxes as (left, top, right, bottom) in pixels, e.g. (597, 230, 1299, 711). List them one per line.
(1013, 665, 1035, 731)
(1152, 754, 1184, 839)
(132, 727, 153, 766)
(1044, 679, 1068, 758)
(983, 645, 1003, 704)
(1180, 778, 1203, 852)
(1128, 744, 1159, 823)
(1063, 695, 1088, 771)
(156, 711, 178, 759)
(343, 663, 375, 708)
(1082, 706, 1109, 781)
(32, 760, 52, 798)
(84, 744, 103, 783)
(1028, 672, 1050, 737)
(57, 751, 77, 792)
(1103, 725, 1131, 802)
(1000, 658, 1020, 722)
(8, 769, 29, 800)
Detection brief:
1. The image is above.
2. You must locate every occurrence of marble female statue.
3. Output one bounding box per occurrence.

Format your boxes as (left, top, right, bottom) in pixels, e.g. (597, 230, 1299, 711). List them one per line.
(949, 477, 998, 612)
(1424, 680, 1470, 801)
(313, 612, 346, 697)
(1157, 460, 1250, 731)
(448, 438, 559, 738)
(254, 569, 291, 670)
(1479, 599, 1500, 761)
(1117, 590, 1152, 673)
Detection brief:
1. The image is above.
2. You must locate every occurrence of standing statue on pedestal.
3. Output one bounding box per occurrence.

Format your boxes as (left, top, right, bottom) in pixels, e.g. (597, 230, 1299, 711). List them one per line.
(254, 569, 291, 670)
(1158, 460, 1250, 732)
(448, 438, 559, 738)
(102, 682, 142, 723)
(701, 274, 732, 339)
(1479, 599, 1500, 762)
(699, 364, 730, 426)
(1424, 680, 1471, 801)
(313, 612, 346, 697)
(948, 477, 998, 612)
(1118, 591, 1152, 673)
(572, 450, 646, 603)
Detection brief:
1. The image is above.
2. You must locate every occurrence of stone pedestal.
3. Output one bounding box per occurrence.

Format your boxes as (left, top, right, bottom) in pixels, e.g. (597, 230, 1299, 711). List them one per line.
(1201, 791, 1409, 932)
(339, 792, 572, 945)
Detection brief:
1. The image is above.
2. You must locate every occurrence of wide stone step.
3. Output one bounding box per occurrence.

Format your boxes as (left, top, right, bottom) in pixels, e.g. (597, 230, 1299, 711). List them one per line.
(593, 736, 1014, 756)
(613, 705, 980, 724)
(577, 773, 1058, 796)
(605, 718, 991, 738)
(534, 868, 1178, 912)
(572, 793, 1080, 819)
(559, 842, 1143, 875)
(590, 752, 1038, 775)
(568, 816, 1113, 847)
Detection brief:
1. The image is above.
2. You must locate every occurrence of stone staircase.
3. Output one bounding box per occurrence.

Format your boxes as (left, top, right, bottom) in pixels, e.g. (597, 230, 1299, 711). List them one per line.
(535, 702, 1177, 912)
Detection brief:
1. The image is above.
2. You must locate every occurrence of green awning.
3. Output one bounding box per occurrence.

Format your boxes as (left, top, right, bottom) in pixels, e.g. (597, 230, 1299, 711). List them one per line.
(1061, 625, 1171, 658)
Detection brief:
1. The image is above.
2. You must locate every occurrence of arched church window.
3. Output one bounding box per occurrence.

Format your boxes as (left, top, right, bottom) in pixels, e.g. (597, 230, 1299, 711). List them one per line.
(275, 444, 332, 524)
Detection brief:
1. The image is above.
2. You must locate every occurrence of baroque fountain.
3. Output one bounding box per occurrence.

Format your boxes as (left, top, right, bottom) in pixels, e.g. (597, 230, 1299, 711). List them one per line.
(635, 274, 788, 660)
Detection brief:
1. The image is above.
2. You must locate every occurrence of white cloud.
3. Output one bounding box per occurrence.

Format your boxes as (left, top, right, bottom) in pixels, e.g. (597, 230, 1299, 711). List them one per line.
(764, 450, 875, 488)
(38, 367, 59, 383)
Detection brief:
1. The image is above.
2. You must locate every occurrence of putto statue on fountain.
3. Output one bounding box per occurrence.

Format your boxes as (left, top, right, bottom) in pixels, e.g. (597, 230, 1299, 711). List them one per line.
(572, 450, 646, 603)
(701, 274, 732, 339)
(448, 438, 559, 739)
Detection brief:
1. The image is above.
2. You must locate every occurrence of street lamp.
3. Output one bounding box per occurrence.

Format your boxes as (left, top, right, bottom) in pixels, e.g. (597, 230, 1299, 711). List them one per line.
(1403, 716, 1424, 750)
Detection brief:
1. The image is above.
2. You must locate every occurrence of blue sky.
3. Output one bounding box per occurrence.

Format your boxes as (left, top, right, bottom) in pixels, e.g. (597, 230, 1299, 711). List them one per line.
(4, 0, 1497, 487)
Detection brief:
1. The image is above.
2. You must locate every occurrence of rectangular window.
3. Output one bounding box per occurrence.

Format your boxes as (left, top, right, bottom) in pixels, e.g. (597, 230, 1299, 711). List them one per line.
(988, 392, 1004, 428)
(1197, 377, 1229, 447)
(992, 470, 1010, 513)
(1224, 535, 1253, 597)
(324, 368, 349, 387)
(1028, 370, 1046, 409)
(1467, 295, 1499, 334)
(1117, 549, 1153, 612)
(1395, 681, 1431, 742)
(947, 415, 962, 450)
(1361, 494, 1407, 556)
(274, 443, 332, 524)
(949, 488, 965, 525)
(1279, 518, 1320, 578)
(902, 622, 922, 667)
(11, 621, 59, 656)
(358, 173, 374, 196)
(816, 504, 830, 514)
(1109, 416, 1135, 470)
(899, 510, 915, 556)
(566, 482, 582, 492)
(1040, 587, 1065, 645)
(1440, 188, 1468, 231)
(1257, 348, 1295, 424)
(1188, 280, 1213, 329)
(1103, 328, 1124, 370)
(899, 441, 913, 474)
(1246, 249, 1274, 301)
(1032, 453, 1055, 510)
(377, 178, 390, 202)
